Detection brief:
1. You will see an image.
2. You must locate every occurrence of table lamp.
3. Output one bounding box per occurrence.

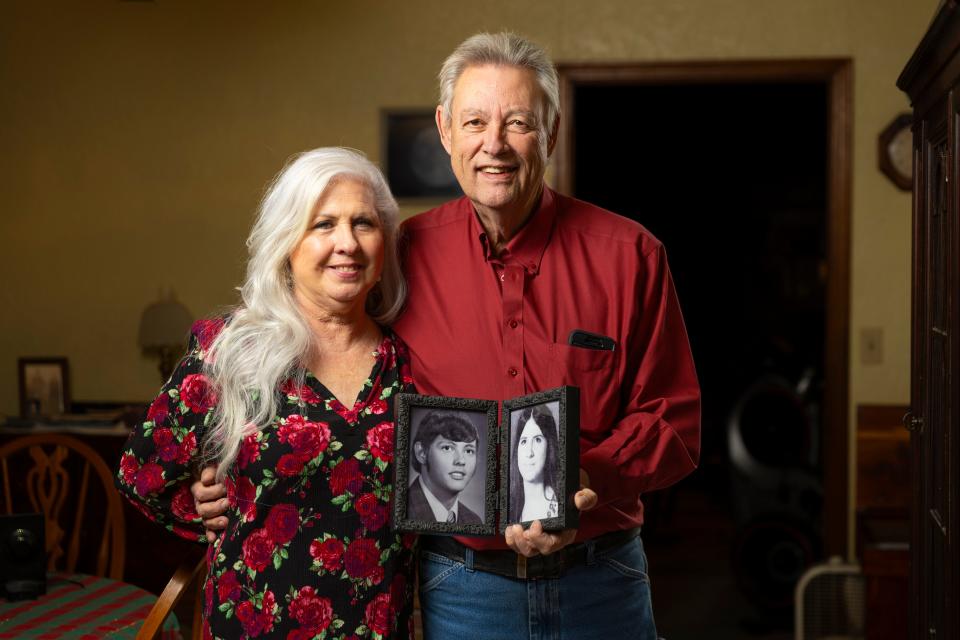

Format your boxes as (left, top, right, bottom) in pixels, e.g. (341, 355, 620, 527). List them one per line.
(138, 290, 193, 382)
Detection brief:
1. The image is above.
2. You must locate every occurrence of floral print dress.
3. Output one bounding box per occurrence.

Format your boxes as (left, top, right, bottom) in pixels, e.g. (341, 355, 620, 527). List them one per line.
(116, 319, 416, 640)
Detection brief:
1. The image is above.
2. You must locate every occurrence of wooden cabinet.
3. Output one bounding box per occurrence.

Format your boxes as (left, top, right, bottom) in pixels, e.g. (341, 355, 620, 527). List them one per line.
(898, 2, 960, 637)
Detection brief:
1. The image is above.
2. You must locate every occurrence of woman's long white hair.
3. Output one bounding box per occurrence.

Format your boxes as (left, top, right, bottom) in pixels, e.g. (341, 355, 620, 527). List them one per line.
(203, 148, 405, 479)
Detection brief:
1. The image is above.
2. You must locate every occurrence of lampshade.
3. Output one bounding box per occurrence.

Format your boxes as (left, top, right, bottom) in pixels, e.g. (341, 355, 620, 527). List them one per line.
(138, 291, 193, 350)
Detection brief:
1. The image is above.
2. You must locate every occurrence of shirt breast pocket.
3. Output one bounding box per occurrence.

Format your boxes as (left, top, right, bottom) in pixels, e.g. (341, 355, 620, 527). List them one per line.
(548, 342, 621, 434)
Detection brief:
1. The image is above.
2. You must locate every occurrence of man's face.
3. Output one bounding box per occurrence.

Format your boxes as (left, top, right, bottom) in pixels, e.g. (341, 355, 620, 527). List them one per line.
(416, 436, 478, 499)
(436, 64, 556, 222)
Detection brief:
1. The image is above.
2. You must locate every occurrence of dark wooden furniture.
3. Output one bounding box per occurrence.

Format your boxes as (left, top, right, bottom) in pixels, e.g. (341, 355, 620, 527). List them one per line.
(0, 434, 125, 578)
(855, 404, 910, 640)
(863, 545, 909, 640)
(0, 426, 200, 596)
(855, 404, 910, 556)
(137, 551, 205, 640)
(898, 3, 960, 637)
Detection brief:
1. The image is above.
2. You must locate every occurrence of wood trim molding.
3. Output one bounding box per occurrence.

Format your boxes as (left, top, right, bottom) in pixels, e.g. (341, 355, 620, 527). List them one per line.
(824, 60, 853, 558)
(556, 58, 853, 557)
(856, 404, 911, 432)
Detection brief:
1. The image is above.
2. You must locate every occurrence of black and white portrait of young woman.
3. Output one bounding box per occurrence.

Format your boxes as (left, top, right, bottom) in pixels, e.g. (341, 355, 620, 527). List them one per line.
(407, 408, 486, 524)
(508, 400, 561, 524)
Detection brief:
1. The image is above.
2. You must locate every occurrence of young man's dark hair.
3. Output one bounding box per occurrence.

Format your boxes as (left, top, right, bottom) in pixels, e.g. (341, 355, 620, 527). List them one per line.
(411, 411, 478, 472)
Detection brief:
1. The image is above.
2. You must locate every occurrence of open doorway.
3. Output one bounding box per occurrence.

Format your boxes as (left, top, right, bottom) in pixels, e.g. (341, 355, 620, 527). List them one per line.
(556, 60, 851, 638)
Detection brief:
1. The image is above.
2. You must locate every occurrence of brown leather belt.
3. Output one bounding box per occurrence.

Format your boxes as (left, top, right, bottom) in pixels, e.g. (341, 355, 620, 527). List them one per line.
(419, 527, 641, 580)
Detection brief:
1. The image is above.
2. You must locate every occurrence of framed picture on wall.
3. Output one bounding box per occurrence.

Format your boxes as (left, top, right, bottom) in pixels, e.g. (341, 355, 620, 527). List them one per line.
(18, 357, 71, 418)
(381, 109, 461, 199)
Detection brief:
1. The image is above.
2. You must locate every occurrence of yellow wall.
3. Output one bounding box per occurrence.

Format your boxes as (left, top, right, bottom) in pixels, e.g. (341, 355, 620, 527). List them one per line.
(0, 0, 935, 546)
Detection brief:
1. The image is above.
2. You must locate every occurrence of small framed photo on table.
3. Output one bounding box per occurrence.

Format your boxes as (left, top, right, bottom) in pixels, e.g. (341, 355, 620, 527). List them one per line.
(18, 357, 71, 419)
(392, 394, 498, 536)
(500, 386, 580, 532)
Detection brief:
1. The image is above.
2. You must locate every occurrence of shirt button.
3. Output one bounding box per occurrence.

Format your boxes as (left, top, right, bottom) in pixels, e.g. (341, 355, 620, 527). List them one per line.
(508, 367, 518, 377)
(509, 319, 518, 328)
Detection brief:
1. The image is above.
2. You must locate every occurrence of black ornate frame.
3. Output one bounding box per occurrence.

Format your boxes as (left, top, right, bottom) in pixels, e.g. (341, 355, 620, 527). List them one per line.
(392, 393, 499, 536)
(500, 386, 580, 533)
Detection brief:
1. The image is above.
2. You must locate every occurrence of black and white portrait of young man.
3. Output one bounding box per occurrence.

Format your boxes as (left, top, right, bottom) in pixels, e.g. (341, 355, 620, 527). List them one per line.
(407, 408, 486, 524)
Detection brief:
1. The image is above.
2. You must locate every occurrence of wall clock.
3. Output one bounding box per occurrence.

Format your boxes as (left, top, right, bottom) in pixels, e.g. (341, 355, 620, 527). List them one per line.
(878, 113, 913, 191)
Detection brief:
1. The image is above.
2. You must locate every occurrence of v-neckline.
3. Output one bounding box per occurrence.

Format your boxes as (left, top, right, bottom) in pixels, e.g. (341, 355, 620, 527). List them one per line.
(302, 333, 391, 423)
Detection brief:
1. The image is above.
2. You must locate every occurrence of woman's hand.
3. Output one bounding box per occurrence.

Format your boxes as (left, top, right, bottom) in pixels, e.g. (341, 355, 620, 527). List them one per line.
(191, 464, 229, 543)
(504, 469, 597, 557)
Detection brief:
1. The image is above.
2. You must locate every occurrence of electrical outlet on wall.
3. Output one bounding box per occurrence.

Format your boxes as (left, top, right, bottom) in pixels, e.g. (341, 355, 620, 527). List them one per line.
(860, 327, 884, 365)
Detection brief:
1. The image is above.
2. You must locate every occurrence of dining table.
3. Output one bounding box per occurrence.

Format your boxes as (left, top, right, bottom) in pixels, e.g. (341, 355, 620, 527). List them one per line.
(0, 572, 181, 639)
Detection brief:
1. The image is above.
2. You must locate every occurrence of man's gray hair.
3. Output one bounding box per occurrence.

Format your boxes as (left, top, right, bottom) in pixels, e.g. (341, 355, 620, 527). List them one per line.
(438, 32, 560, 132)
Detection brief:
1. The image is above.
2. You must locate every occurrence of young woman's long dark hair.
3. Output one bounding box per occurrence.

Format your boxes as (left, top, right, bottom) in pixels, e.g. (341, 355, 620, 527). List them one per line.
(508, 404, 560, 523)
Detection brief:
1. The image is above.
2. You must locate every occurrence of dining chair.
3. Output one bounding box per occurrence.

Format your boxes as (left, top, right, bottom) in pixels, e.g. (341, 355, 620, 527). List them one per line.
(0, 433, 126, 579)
(137, 550, 206, 640)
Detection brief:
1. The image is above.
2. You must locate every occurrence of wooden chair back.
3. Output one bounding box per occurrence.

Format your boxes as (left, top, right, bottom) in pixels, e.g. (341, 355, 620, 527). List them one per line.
(0, 433, 125, 579)
(137, 550, 206, 640)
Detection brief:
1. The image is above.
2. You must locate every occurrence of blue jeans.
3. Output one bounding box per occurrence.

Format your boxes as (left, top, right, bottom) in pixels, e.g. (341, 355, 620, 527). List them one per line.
(418, 535, 658, 640)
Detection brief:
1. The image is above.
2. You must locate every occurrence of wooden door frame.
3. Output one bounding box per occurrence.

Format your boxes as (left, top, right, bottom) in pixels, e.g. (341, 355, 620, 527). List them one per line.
(554, 59, 853, 558)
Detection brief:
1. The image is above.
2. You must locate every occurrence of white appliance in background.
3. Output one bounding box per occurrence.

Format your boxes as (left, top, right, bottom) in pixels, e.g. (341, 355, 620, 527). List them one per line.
(794, 556, 864, 640)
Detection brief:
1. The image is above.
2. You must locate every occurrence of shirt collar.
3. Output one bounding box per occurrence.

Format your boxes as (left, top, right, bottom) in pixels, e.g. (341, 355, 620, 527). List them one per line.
(419, 477, 460, 522)
(472, 185, 557, 275)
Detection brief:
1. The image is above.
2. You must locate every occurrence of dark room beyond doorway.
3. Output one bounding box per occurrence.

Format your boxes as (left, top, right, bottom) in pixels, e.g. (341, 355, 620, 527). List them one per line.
(569, 79, 832, 638)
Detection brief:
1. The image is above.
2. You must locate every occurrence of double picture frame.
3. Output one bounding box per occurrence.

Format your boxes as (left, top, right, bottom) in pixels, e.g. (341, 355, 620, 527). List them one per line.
(392, 386, 579, 536)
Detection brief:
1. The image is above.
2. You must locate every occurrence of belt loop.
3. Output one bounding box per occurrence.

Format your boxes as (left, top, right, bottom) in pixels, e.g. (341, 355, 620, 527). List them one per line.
(464, 547, 476, 573)
(516, 554, 527, 579)
(585, 538, 597, 566)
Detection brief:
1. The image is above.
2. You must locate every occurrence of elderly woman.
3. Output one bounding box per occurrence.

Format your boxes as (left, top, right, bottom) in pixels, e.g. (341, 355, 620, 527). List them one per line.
(509, 404, 560, 523)
(116, 148, 415, 639)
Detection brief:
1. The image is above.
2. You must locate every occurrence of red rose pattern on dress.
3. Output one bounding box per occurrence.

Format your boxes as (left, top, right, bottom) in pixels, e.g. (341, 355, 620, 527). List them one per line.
(227, 475, 259, 523)
(116, 322, 415, 639)
(365, 423, 394, 465)
(237, 431, 263, 471)
(147, 395, 169, 424)
(192, 317, 225, 353)
(171, 485, 200, 521)
(180, 373, 218, 414)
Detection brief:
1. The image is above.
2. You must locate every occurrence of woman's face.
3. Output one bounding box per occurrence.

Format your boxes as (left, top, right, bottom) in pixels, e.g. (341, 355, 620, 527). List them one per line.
(289, 178, 385, 316)
(517, 418, 547, 482)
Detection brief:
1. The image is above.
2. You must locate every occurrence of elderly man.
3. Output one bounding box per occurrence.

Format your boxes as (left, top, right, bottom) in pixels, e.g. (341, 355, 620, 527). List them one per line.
(194, 31, 700, 640)
(396, 32, 700, 639)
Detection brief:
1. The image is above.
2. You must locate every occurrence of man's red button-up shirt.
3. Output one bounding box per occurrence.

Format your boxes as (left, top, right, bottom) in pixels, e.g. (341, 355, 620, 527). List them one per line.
(394, 186, 701, 550)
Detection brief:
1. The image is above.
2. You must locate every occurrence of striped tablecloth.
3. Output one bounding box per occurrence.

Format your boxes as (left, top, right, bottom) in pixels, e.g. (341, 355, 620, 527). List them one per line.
(0, 573, 181, 639)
